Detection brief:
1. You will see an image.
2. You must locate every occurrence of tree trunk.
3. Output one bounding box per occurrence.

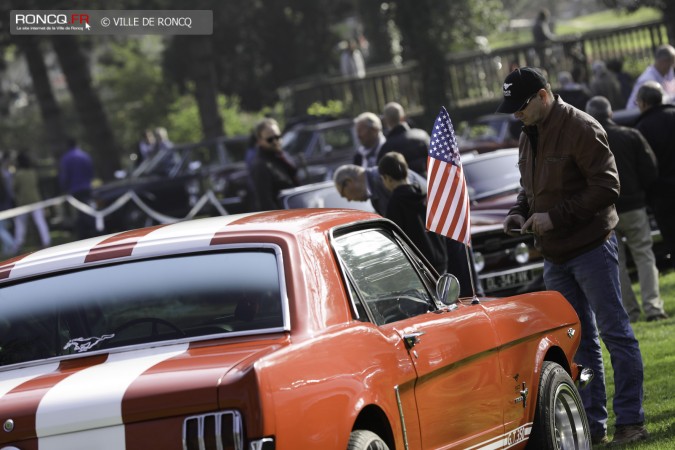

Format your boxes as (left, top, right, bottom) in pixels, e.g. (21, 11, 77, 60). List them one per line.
(393, 0, 450, 126)
(14, 35, 68, 158)
(187, 36, 224, 140)
(51, 35, 121, 181)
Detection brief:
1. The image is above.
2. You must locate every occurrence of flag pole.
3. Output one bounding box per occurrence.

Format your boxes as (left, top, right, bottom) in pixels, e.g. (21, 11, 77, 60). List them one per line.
(465, 244, 480, 304)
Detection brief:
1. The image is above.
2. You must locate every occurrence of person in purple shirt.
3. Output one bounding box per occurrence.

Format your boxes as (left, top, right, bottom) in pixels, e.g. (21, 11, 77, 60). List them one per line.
(59, 138, 95, 239)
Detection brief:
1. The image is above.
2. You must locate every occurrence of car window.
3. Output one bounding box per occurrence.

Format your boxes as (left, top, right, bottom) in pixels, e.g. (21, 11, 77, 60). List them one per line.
(333, 229, 434, 325)
(0, 250, 285, 367)
(464, 152, 521, 200)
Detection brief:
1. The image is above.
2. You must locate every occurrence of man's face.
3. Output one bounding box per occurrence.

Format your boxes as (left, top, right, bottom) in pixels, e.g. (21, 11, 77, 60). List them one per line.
(257, 124, 282, 152)
(655, 56, 675, 76)
(356, 122, 378, 148)
(514, 90, 545, 126)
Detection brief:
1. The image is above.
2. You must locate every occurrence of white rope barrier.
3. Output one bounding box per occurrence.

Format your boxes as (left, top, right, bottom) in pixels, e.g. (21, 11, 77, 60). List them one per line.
(0, 190, 230, 232)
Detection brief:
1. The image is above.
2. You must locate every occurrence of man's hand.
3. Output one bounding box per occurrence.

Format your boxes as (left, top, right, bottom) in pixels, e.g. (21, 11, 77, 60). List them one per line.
(503, 214, 525, 236)
(522, 212, 553, 235)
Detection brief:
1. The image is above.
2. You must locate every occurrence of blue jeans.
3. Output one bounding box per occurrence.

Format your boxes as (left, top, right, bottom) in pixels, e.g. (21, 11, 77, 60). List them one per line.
(543, 233, 644, 436)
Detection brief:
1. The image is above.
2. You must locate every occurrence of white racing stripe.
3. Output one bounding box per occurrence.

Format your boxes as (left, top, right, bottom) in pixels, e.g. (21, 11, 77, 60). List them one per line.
(464, 423, 533, 450)
(36, 344, 188, 449)
(0, 362, 60, 398)
(6, 236, 106, 280)
(130, 213, 259, 258)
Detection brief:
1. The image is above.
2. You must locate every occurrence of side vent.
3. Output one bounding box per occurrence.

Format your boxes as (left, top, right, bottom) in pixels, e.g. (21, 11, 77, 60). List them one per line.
(183, 411, 243, 450)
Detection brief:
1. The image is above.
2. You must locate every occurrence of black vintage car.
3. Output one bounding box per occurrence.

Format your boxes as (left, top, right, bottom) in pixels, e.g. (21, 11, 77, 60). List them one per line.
(94, 117, 360, 232)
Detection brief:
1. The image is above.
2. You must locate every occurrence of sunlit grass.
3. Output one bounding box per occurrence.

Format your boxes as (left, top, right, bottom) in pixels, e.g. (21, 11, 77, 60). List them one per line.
(489, 7, 662, 49)
(597, 268, 675, 448)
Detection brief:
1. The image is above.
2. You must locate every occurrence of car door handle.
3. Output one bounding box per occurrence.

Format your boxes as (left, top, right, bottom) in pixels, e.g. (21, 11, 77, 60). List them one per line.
(402, 331, 425, 350)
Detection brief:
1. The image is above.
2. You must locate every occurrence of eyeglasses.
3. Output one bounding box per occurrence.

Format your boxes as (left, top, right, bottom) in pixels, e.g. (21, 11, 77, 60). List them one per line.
(265, 135, 282, 144)
(518, 92, 539, 112)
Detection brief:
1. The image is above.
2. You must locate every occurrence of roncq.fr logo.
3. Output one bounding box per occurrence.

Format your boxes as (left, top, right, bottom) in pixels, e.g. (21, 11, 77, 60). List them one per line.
(15, 13, 90, 26)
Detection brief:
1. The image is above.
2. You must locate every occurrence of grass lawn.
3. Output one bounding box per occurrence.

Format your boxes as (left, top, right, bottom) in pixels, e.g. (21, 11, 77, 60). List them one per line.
(597, 267, 675, 448)
(489, 7, 663, 49)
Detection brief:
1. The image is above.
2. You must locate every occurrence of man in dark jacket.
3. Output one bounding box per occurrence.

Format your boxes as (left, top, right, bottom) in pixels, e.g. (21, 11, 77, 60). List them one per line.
(498, 67, 647, 446)
(586, 96, 667, 322)
(250, 118, 299, 211)
(634, 81, 675, 270)
(377, 102, 430, 176)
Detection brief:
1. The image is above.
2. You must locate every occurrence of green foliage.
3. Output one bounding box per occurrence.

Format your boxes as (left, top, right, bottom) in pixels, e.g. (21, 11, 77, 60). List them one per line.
(95, 36, 175, 153)
(166, 93, 269, 144)
(306, 99, 346, 117)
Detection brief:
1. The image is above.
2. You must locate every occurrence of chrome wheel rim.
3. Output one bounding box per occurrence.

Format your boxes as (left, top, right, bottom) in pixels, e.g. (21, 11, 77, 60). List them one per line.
(553, 384, 589, 450)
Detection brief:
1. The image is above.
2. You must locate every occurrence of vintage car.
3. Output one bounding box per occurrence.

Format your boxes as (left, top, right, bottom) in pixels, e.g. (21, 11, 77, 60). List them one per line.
(279, 148, 545, 297)
(0, 210, 591, 449)
(92, 134, 251, 230)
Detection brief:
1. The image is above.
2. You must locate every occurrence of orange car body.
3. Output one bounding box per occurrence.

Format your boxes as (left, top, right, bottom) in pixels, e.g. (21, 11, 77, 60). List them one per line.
(0, 209, 582, 450)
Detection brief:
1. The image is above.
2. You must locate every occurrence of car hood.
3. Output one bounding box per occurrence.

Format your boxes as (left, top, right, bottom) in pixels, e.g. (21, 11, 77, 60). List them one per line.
(0, 338, 285, 443)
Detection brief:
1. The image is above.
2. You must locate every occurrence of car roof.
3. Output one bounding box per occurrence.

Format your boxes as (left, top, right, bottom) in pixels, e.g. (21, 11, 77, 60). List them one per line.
(461, 146, 518, 162)
(0, 209, 381, 283)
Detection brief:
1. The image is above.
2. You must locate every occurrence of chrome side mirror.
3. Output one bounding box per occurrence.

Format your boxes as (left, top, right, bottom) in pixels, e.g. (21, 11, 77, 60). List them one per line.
(436, 273, 460, 306)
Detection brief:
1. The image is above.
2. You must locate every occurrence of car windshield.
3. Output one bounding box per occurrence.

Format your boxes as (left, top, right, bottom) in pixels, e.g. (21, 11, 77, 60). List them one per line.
(464, 151, 520, 200)
(0, 250, 285, 367)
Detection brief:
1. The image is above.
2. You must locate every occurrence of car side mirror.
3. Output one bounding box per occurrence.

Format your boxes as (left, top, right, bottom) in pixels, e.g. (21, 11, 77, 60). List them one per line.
(436, 273, 460, 305)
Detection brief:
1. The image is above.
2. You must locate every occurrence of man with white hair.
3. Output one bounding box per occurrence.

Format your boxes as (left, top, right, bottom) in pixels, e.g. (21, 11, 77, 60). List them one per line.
(625, 44, 675, 109)
(352, 112, 385, 168)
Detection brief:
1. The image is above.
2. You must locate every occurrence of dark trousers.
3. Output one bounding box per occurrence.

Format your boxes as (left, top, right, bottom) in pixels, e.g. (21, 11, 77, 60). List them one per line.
(72, 189, 95, 239)
(653, 196, 675, 269)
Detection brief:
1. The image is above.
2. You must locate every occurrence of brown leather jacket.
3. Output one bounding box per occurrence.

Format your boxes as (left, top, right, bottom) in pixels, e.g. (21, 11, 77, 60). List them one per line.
(509, 96, 620, 263)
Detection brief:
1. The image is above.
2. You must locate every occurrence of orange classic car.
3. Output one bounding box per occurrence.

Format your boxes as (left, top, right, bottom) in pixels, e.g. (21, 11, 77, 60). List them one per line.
(0, 209, 591, 450)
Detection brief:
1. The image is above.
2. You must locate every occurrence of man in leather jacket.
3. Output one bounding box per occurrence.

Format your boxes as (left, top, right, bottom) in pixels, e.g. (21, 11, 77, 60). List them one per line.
(497, 67, 647, 446)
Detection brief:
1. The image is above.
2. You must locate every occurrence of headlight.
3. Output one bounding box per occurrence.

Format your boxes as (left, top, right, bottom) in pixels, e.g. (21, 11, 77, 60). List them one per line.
(473, 251, 485, 273)
(514, 242, 530, 264)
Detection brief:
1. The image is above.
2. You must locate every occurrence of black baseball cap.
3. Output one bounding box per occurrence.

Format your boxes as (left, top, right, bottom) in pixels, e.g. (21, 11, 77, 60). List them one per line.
(496, 67, 547, 113)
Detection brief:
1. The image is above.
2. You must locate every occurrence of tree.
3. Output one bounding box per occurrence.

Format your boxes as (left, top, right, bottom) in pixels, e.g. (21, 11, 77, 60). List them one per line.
(12, 36, 68, 156)
(51, 35, 122, 180)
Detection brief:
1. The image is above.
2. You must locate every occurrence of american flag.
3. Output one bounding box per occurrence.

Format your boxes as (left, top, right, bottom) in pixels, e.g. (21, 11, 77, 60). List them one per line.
(426, 107, 471, 245)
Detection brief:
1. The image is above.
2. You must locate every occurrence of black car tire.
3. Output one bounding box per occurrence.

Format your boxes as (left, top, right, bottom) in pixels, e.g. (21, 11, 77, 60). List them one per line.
(527, 361, 591, 450)
(347, 430, 390, 450)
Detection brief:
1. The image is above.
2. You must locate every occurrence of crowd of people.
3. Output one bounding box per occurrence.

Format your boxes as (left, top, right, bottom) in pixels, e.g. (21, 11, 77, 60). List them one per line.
(0, 138, 94, 257)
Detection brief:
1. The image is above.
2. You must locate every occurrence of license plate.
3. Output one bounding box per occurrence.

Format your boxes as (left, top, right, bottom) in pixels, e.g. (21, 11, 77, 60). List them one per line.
(483, 268, 542, 292)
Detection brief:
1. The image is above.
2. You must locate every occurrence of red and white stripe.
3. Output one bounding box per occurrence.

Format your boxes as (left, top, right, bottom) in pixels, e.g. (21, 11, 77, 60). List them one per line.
(0, 214, 259, 282)
(426, 156, 471, 244)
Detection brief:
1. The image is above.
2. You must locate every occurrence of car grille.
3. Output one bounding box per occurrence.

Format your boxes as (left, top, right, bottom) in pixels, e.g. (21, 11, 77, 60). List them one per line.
(183, 411, 243, 450)
(472, 230, 544, 295)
